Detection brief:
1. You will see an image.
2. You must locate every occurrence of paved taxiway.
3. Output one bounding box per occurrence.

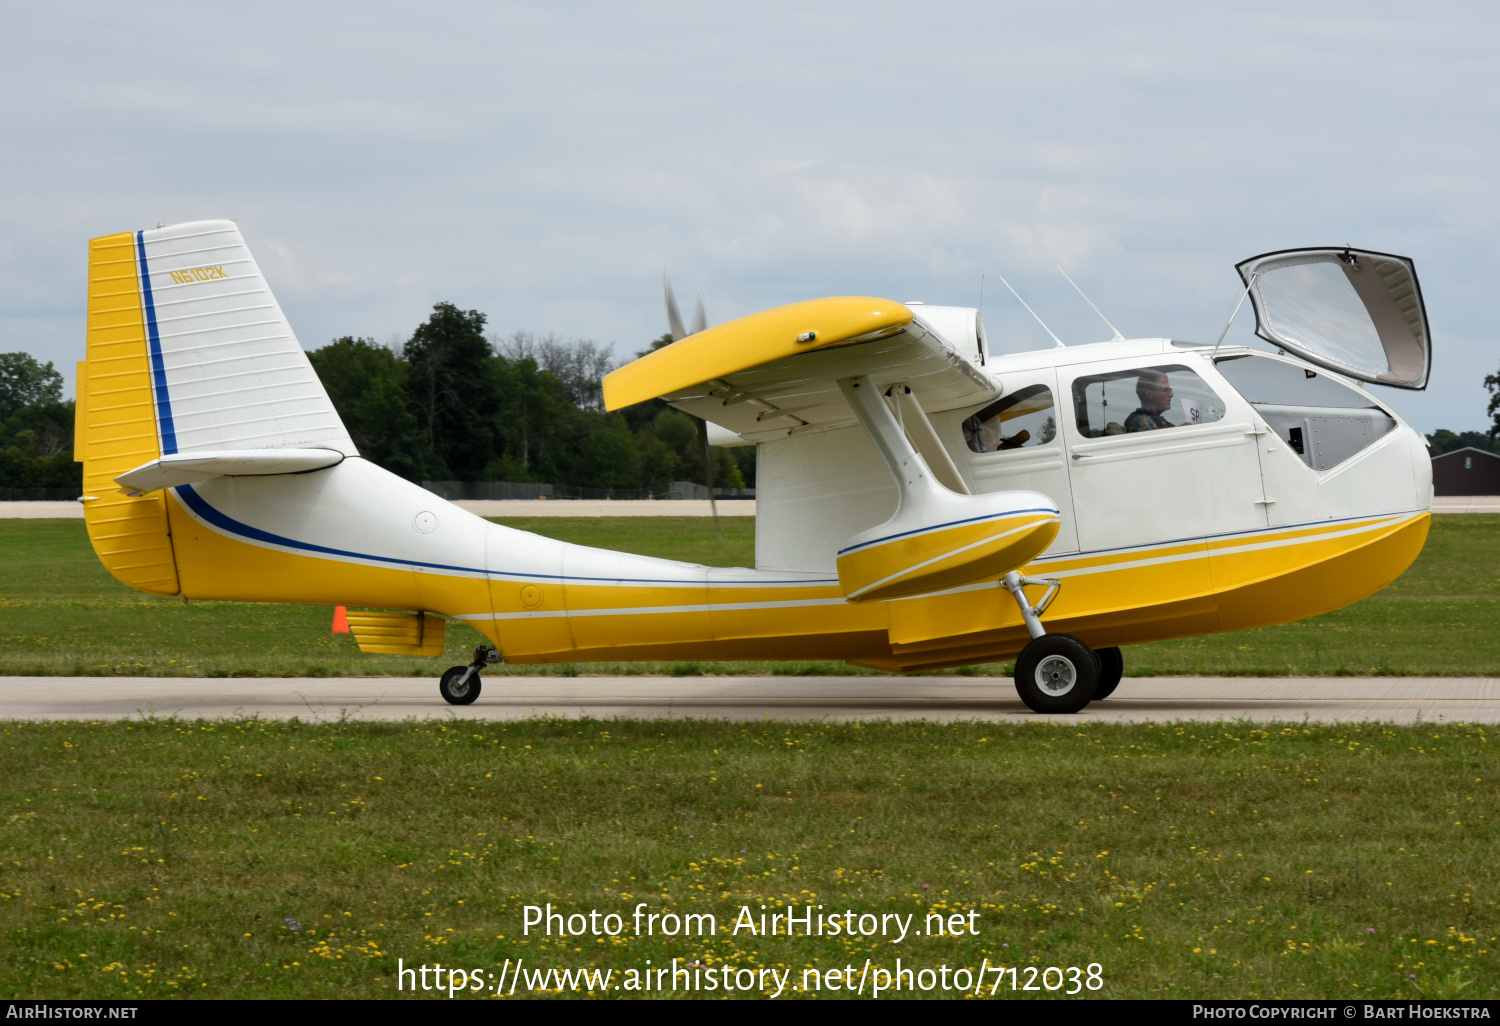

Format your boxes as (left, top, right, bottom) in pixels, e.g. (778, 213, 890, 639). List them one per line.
(3, 676, 1498, 724)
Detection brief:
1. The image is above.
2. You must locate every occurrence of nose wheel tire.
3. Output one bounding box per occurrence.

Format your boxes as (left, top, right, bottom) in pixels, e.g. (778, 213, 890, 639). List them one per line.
(439, 665, 482, 706)
(1093, 647, 1124, 700)
(1014, 634, 1098, 714)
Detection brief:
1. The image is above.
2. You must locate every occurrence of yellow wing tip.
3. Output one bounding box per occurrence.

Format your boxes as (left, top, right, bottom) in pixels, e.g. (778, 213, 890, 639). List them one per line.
(603, 296, 912, 411)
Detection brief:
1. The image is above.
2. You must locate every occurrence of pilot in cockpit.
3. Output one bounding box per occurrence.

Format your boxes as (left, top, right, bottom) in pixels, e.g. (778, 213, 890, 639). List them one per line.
(1124, 371, 1174, 432)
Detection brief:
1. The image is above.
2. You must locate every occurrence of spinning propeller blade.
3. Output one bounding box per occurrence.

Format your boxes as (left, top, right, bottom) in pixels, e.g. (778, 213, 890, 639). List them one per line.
(659, 272, 719, 537)
(691, 289, 708, 336)
(663, 272, 687, 343)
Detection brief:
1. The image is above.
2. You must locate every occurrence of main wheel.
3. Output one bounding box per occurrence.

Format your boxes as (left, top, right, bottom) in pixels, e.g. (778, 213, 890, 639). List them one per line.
(1014, 634, 1098, 714)
(439, 665, 482, 706)
(1094, 647, 1124, 700)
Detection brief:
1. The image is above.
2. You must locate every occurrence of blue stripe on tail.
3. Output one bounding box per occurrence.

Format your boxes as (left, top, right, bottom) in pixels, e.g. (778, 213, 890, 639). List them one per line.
(135, 230, 177, 455)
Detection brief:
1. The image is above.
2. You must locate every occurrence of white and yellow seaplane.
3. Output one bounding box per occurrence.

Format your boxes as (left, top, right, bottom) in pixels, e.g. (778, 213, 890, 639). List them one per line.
(75, 222, 1433, 712)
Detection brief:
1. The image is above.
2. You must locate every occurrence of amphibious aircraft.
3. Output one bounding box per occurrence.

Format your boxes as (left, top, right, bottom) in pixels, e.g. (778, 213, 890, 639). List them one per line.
(75, 222, 1433, 712)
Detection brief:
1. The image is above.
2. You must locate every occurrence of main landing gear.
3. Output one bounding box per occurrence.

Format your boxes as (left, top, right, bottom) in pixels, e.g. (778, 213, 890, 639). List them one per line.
(1002, 571, 1124, 714)
(439, 645, 500, 706)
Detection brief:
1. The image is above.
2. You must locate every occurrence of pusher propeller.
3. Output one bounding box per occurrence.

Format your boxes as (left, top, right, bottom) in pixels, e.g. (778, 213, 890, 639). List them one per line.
(661, 271, 721, 540)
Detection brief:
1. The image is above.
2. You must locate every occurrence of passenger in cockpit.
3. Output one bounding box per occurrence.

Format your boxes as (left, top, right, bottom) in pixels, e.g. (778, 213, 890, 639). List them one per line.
(1124, 371, 1174, 432)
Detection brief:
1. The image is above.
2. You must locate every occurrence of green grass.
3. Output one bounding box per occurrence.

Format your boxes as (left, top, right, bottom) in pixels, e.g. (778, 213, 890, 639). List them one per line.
(1, 717, 1495, 999)
(0, 516, 1495, 678)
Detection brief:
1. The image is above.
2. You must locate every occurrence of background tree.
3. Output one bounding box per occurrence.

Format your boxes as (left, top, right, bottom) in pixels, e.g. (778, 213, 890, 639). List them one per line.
(496, 331, 615, 412)
(1425, 429, 1499, 456)
(1486, 363, 1500, 442)
(0, 352, 63, 421)
(303, 321, 755, 493)
(403, 302, 496, 480)
(0, 352, 79, 490)
(307, 337, 434, 480)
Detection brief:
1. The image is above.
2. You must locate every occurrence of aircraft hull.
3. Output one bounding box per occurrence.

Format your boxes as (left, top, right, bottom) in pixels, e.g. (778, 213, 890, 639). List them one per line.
(158, 459, 1428, 670)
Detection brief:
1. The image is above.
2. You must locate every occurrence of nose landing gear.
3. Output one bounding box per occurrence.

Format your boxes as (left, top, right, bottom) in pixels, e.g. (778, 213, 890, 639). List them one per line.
(439, 645, 499, 706)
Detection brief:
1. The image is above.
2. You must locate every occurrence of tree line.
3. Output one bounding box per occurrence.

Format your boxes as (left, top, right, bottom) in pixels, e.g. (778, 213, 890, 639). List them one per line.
(306, 302, 751, 492)
(0, 353, 80, 492)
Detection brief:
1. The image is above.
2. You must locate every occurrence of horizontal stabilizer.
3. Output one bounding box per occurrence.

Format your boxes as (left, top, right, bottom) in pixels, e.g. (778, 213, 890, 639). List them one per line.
(114, 448, 345, 496)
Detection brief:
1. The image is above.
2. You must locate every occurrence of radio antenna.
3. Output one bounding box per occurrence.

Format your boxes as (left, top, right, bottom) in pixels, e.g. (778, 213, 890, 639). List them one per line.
(1056, 265, 1124, 341)
(1211, 272, 1259, 360)
(997, 275, 1065, 348)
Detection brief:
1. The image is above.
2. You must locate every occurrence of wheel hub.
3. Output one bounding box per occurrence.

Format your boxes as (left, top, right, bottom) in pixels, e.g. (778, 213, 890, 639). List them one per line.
(1035, 655, 1076, 697)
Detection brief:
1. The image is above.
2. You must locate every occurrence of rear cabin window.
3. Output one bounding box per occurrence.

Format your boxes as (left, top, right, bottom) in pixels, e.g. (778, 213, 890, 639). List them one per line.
(1071, 364, 1227, 439)
(963, 384, 1057, 453)
(1215, 353, 1396, 470)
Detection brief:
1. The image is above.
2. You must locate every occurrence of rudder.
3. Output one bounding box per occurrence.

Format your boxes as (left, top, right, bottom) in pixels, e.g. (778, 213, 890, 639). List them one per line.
(79, 231, 180, 595)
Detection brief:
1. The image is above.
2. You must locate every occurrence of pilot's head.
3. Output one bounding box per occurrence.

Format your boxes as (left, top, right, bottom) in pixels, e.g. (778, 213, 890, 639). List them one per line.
(1137, 371, 1173, 415)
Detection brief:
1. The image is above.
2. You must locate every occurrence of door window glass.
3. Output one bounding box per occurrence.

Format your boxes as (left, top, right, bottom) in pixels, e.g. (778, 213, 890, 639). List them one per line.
(1255, 259, 1386, 378)
(1071, 364, 1226, 438)
(963, 384, 1057, 452)
(1215, 353, 1395, 470)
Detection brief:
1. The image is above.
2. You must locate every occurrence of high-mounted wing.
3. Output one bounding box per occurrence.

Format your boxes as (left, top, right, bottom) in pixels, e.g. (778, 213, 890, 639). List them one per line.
(602, 297, 999, 438)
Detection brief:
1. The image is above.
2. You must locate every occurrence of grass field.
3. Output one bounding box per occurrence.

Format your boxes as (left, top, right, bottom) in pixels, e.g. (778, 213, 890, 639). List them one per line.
(0, 717, 1494, 999)
(0, 515, 1496, 678)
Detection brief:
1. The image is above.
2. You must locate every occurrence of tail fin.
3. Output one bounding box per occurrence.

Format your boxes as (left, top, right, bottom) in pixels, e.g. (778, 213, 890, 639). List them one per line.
(121, 220, 353, 456)
(78, 220, 354, 594)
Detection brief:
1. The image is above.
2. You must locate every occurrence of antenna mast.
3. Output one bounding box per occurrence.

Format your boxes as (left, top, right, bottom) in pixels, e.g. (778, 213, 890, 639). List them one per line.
(997, 276, 1065, 348)
(1056, 265, 1124, 341)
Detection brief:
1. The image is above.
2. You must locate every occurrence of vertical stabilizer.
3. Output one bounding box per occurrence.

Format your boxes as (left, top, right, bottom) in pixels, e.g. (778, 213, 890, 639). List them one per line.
(132, 220, 355, 455)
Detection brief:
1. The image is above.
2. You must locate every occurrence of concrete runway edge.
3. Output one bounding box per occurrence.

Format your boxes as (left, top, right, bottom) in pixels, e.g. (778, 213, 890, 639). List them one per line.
(3, 675, 1499, 724)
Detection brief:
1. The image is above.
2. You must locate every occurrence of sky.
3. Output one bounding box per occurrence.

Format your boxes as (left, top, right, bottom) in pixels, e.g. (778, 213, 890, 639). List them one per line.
(2, 2, 1497, 433)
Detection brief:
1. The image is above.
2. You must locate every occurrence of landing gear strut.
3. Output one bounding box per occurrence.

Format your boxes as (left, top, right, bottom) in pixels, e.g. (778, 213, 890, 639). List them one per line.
(439, 645, 499, 706)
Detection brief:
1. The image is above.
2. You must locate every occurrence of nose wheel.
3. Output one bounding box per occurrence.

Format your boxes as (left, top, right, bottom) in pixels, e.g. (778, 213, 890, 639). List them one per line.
(439, 645, 499, 706)
(1014, 633, 1098, 713)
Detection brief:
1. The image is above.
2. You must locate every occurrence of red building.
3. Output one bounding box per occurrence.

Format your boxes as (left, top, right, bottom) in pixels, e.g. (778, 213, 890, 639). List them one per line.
(1432, 447, 1500, 496)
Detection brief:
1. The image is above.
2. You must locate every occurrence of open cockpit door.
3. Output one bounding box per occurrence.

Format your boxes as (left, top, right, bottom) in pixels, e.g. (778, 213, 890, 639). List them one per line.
(1235, 248, 1430, 390)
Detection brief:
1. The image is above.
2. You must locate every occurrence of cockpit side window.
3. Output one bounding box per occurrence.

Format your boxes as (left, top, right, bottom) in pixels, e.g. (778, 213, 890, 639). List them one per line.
(963, 384, 1057, 453)
(1215, 353, 1396, 470)
(1071, 364, 1227, 438)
